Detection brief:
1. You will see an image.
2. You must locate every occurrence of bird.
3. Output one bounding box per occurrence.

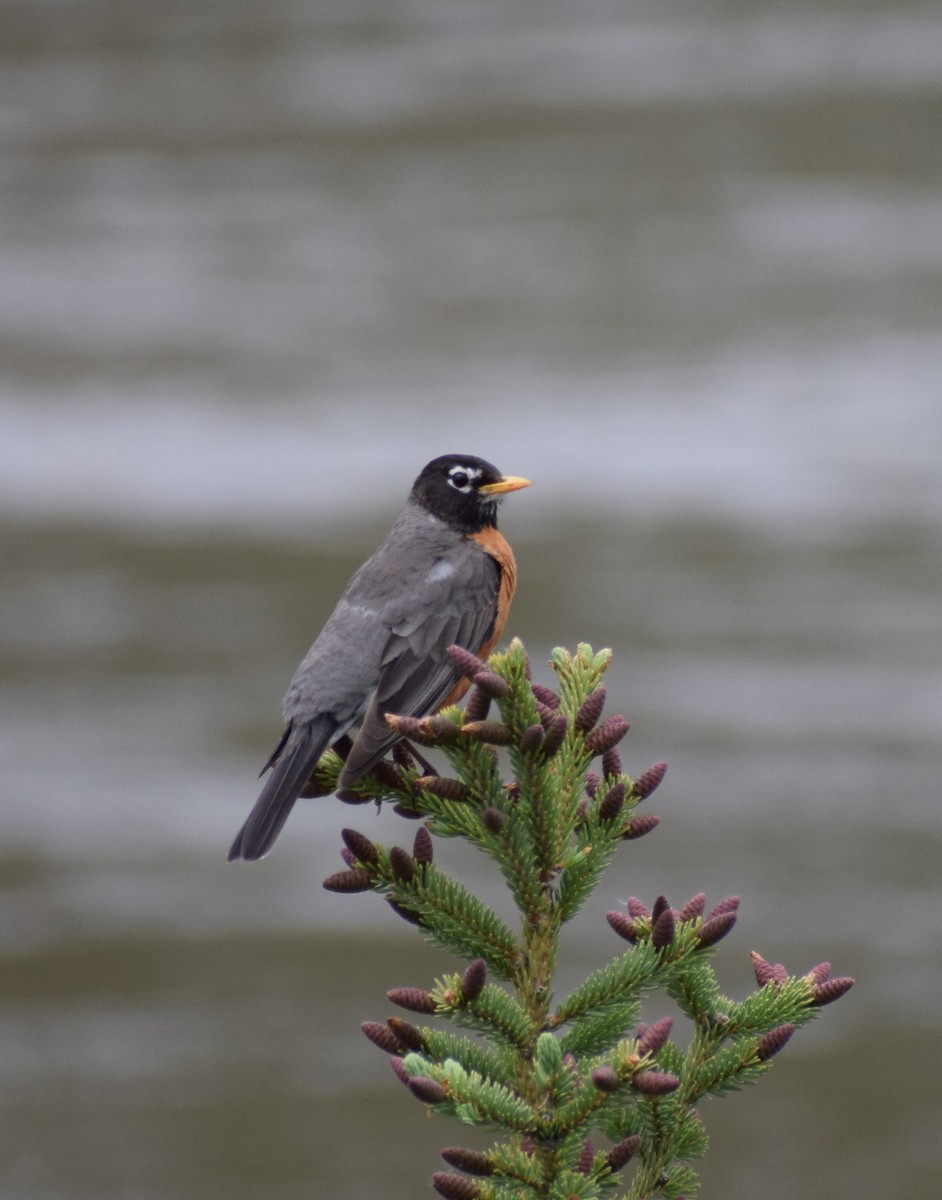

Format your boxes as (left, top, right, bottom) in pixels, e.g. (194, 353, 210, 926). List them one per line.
(228, 454, 531, 861)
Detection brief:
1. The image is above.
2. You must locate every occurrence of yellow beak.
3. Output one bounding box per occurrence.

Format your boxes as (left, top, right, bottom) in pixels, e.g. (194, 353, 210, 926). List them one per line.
(479, 475, 532, 496)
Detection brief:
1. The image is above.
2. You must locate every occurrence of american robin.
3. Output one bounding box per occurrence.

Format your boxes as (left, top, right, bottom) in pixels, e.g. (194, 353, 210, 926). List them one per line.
(228, 454, 531, 861)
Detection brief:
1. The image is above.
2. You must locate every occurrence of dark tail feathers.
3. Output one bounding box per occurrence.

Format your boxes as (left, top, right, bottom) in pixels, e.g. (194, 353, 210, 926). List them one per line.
(228, 717, 336, 862)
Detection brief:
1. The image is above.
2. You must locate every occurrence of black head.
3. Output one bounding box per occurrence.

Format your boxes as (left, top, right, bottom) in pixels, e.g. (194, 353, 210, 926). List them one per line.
(410, 454, 531, 532)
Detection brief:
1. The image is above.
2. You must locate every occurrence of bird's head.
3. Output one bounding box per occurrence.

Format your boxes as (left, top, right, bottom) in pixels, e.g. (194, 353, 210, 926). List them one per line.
(411, 455, 531, 532)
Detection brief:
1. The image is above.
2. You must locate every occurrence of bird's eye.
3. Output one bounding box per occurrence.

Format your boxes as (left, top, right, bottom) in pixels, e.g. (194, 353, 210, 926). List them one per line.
(449, 470, 471, 491)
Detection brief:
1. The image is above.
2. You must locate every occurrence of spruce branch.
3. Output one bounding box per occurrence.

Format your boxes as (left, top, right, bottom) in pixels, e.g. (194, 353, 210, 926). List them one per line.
(320, 641, 853, 1198)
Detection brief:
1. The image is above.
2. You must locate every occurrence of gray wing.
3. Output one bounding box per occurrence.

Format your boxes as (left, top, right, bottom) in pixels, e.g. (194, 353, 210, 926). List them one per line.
(337, 552, 500, 784)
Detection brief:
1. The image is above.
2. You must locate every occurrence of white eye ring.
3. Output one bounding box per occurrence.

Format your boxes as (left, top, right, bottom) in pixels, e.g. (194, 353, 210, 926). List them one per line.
(447, 464, 481, 493)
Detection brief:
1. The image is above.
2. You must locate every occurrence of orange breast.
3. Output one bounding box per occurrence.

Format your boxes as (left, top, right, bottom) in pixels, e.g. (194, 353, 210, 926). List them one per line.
(438, 526, 517, 709)
(469, 525, 517, 657)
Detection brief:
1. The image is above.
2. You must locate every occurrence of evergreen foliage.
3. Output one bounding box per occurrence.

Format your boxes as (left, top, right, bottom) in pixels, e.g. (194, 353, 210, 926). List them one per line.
(324, 641, 853, 1198)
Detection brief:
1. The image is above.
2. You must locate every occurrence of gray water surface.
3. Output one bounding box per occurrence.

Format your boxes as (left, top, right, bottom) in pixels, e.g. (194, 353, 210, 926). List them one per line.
(2, 3, 940, 1197)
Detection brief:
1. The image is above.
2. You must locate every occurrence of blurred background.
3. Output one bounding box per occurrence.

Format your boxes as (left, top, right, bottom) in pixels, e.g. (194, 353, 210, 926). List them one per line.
(1, 1, 940, 1196)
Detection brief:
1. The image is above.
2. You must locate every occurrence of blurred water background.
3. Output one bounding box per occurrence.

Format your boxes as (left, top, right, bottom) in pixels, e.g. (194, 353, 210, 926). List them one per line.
(2, 1, 940, 1196)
